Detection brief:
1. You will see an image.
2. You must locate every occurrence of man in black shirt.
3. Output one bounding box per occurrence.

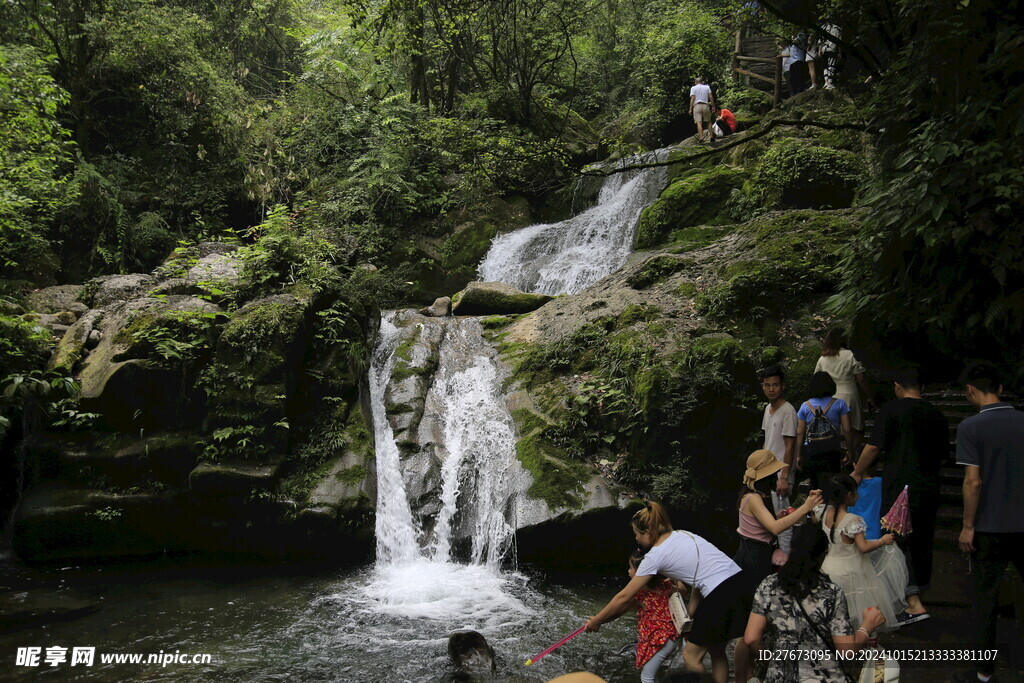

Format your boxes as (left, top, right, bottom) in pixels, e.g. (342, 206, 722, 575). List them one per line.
(853, 368, 949, 625)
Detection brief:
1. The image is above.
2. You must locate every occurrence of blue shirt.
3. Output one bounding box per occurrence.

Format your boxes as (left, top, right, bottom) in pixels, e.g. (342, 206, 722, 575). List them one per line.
(848, 477, 882, 540)
(797, 396, 850, 433)
(956, 402, 1024, 533)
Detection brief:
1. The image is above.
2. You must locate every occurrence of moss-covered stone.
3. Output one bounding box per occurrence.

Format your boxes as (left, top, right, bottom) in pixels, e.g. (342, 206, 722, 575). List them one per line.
(694, 209, 861, 322)
(741, 138, 865, 211)
(450, 282, 553, 315)
(675, 281, 697, 298)
(616, 304, 661, 327)
(666, 226, 733, 254)
(218, 294, 307, 383)
(634, 166, 746, 249)
(626, 255, 694, 290)
(514, 434, 588, 510)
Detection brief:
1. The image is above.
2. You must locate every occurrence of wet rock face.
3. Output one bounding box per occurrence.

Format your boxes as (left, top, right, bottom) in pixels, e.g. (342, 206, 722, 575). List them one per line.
(384, 312, 447, 518)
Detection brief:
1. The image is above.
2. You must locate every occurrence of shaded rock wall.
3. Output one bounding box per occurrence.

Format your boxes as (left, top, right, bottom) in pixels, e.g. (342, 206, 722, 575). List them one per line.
(13, 242, 375, 565)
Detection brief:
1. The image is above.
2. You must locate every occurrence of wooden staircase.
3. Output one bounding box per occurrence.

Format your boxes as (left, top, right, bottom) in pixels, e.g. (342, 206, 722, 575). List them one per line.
(732, 29, 782, 103)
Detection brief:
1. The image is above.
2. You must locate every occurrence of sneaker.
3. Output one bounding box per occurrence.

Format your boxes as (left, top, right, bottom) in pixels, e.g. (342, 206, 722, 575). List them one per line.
(896, 610, 931, 626)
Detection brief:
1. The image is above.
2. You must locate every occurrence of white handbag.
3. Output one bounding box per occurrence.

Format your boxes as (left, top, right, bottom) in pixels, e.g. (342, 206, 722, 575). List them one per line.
(668, 591, 693, 635)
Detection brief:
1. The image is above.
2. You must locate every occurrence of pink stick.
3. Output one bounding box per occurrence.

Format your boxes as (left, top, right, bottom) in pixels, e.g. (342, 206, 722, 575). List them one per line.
(524, 625, 587, 665)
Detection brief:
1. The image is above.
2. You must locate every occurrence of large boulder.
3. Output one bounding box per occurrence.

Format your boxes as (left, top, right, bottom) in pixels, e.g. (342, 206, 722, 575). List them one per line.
(76, 296, 220, 430)
(89, 274, 157, 308)
(25, 285, 86, 314)
(185, 252, 241, 287)
(451, 282, 552, 316)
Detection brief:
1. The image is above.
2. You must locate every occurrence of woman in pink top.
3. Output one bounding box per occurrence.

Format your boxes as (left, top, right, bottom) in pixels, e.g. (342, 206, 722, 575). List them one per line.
(732, 450, 822, 682)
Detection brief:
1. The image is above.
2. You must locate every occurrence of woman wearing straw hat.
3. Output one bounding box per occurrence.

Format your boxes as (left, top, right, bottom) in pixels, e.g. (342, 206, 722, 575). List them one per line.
(732, 450, 823, 682)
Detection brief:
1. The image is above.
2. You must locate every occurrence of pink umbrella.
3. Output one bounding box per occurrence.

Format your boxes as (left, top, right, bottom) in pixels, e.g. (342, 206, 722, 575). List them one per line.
(524, 624, 586, 666)
(881, 484, 913, 535)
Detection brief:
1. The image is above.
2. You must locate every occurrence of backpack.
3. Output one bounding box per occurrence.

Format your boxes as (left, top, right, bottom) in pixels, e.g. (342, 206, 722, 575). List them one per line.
(803, 398, 840, 457)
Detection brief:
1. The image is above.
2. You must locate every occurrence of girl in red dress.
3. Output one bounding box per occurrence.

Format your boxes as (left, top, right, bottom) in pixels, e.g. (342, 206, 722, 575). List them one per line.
(629, 549, 681, 682)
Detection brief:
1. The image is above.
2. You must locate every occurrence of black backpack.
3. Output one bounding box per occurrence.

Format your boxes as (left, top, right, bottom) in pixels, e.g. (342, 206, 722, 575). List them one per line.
(803, 399, 840, 457)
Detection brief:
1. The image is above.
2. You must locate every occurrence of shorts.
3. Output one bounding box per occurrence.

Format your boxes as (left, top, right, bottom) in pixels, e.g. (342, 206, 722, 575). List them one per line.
(693, 102, 712, 123)
(687, 570, 749, 646)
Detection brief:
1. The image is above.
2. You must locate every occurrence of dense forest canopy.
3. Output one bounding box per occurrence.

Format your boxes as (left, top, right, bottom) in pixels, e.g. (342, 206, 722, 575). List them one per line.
(1, 0, 1022, 368)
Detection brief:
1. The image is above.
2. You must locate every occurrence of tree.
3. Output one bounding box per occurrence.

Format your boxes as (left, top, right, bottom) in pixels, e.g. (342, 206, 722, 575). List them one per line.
(0, 45, 75, 285)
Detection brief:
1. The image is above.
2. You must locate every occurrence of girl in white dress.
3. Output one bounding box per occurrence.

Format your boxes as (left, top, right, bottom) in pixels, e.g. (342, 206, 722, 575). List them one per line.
(818, 474, 908, 633)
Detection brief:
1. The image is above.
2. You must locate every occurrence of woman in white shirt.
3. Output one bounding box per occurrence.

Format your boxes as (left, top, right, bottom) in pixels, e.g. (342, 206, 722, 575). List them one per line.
(815, 328, 871, 454)
(585, 502, 749, 683)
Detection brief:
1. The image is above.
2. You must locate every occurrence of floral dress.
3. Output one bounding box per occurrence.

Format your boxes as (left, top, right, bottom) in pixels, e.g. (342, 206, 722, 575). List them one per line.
(751, 573, 853, 683)
(634, 579, 678, 668)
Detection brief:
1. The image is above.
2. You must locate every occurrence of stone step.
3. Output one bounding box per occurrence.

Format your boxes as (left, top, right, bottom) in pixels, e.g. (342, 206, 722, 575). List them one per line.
(940, 483, 961, 506)
(936, 504, 961, 527)
(940, 467, 961, 485)
(933, 526, 961, 552)
(12, 482, 181, 563)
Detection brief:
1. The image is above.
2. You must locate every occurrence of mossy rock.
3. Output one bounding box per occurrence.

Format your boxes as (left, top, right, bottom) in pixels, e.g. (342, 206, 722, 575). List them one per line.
(634, 166, 747, 249)
(515, 434, 588, 510)
(626, 255, 694, 290)
(694, 209, 861, 322)
(743, 137, 865, 211)
(666, 226, 734, 254)
(451, 282, 553, 316)
(218, 294, 307, 382)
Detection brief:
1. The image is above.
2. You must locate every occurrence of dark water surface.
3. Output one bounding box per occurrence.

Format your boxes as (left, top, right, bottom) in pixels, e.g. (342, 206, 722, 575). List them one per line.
(1, 557, 647, 682)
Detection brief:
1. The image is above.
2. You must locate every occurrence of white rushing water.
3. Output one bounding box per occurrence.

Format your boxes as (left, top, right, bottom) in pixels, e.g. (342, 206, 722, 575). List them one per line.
(478, 150, 669, 295)
(364, 312, 532, 628)
(368, 313, 420, 566)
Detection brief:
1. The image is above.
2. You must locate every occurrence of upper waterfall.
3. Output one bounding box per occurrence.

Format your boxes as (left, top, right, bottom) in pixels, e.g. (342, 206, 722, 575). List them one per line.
(477, 150, 670, 295)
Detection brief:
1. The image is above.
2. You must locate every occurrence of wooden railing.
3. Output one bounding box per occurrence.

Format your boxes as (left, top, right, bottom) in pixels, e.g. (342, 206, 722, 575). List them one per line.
(731, 30, 783, 105)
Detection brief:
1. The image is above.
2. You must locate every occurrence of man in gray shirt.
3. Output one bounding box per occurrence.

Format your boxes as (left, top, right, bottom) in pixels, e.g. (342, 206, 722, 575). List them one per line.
(953, 361, 1024, 683)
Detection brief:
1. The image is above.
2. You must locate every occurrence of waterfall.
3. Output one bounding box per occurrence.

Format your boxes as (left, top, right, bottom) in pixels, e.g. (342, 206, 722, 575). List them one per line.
(368, 313, 421, 566)
(478, 150, 669, 295)
(370, 312, 526, 569)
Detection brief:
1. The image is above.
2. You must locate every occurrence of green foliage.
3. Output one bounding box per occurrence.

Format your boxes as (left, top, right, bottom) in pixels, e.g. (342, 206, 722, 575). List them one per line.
(0, 46, 74, 285)
(0, 314, 52, 378)
(119, 309, 225, 369)
(826, 4, 1024, 367)
(620, 0, 733, 141)
(717, 83, 774, 115)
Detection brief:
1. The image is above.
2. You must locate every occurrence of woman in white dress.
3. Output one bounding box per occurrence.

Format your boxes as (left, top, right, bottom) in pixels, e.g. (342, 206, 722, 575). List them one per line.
(815, 328, 871, 454)
(818, 474, 908, 632)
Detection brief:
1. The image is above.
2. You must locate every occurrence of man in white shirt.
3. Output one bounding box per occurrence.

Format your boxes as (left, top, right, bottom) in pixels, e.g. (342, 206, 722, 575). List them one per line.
(759, 364, 798, 557)
(688, 77, 715, 142)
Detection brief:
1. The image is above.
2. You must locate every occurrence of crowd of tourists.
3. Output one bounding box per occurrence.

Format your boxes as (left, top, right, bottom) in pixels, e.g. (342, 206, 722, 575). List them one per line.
(569, 332, 1023, 683)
